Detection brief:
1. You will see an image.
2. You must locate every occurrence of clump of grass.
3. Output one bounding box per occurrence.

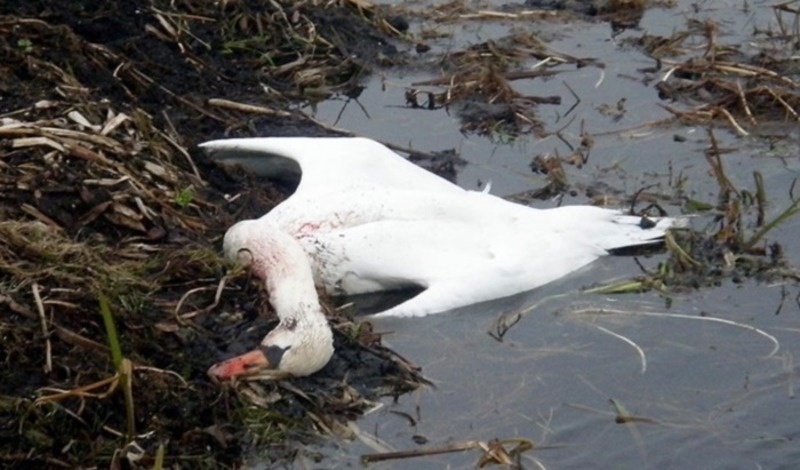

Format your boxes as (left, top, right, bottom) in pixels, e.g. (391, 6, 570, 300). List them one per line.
(405, 34, 570, 137)
(623, 11, 800, 132)
(0, 220, 153, 296)
(236, 406, 297, 446)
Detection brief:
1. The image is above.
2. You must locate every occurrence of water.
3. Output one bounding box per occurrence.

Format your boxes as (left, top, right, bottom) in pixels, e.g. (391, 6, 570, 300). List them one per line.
(260, 1, 800, 467)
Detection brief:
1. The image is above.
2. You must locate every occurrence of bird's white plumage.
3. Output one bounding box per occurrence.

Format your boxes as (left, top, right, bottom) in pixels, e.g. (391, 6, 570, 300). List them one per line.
(203, 137, 461, 197)
(203, 137, 677, 320)
(203, 137, 676, 319)
(203, 137, 678, 376)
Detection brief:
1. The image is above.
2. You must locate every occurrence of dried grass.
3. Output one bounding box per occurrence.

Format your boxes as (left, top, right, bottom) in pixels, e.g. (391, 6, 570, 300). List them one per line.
(627, 14, 800, 130)
(0, 4, 427, 467)
(405, 33, 578, 136)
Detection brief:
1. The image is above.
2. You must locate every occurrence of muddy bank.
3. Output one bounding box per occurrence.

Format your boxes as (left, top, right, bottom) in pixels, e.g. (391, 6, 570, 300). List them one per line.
(0, 1, 424, 467)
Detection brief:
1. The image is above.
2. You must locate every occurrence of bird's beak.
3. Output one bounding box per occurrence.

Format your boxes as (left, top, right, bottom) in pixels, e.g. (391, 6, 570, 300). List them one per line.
(208, 349, 270, 381)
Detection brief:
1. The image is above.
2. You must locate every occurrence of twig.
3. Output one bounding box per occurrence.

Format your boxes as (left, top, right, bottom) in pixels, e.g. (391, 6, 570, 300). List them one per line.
(157, 116, 205, 183)
(207, 98, 292, 117)
(717, 107, 748, 136)
(591, 116, 674, 137)
(207, 97, 357, 137)
(592, 324, 647, 373)
(1, 294, 110, 355)
(32, 283, 52, 374)
(664, 231, 701, 267)
(488, 312, 522, 342)
(174, 274, 231, 321)
(35, 374, 120, 404)
(594, 67, 606, 88)
(754, 171, 766, 227)
(458, 9, 558, 20)
(132, 366, 186, 388)
(562, 80, 581, 118)
(362, 441, 479, 463)
(705, 129, 739, 199)
(382, 142, 440, 160)
(569, 308, 780, 357)
(712, 62, 799, 89)
(735, 81, 756, 125)
(764, 86, 800, 121)
(128, 68, 227, 122)
(361, 438, 531, 464)
(744, 195, 800, 250)
(21, 204, 63, 230)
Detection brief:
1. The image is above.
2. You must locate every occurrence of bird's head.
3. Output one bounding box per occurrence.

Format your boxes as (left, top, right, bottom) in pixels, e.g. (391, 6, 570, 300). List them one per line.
(208, 312, 334, 380)
(210, 219, 334, 380)
(222, 220, 259, 266)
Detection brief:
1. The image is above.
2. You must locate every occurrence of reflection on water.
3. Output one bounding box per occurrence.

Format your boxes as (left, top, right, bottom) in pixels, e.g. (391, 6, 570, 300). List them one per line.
(321, 275, 800, 469)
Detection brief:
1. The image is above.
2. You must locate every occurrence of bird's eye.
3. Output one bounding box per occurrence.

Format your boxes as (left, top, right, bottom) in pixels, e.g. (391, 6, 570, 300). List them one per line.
(236, 248, 254, 265)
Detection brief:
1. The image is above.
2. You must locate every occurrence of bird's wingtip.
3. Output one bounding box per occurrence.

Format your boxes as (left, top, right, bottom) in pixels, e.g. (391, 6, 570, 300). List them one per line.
(198, 138, 242, 152)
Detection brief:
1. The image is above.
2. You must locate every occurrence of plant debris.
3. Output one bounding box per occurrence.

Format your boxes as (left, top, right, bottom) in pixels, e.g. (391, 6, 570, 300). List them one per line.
(587, 129, 800, 297)
(627, 9, 800, 134)
(404, 33, 578, 137)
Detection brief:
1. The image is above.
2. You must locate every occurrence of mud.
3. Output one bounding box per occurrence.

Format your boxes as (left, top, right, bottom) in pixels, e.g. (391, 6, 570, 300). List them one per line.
(0, 1, 423, 468)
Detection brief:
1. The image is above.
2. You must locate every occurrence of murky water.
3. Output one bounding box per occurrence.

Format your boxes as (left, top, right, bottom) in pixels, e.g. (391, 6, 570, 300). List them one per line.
(261, 1, 799, 468)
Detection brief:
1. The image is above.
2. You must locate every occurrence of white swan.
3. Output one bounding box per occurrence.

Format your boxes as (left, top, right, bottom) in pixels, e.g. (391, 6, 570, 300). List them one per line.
(203, 137, 677, 379)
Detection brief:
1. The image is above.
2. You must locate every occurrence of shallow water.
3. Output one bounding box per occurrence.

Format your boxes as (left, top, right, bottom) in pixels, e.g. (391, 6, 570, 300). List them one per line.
(263, 1, 799, 467)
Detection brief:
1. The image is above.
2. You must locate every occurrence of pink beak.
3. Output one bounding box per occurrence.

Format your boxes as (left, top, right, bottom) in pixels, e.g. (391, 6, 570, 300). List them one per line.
(208, 349, 270, 381)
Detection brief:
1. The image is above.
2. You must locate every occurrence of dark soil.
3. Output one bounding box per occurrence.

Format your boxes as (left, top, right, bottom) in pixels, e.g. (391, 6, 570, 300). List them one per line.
(0, 1, 425, 468)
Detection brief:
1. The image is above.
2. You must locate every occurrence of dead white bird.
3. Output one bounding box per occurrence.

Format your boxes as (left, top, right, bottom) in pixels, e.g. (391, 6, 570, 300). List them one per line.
(203, 137, 677, 379)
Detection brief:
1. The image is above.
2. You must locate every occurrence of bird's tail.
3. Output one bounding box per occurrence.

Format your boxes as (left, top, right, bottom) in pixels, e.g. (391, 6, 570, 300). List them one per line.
(539, 205, 685, 253)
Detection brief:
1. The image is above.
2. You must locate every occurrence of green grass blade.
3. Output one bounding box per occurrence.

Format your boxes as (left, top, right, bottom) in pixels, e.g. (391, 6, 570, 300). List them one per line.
(151, 443, 165, 470)
(98, 292, 123, 371)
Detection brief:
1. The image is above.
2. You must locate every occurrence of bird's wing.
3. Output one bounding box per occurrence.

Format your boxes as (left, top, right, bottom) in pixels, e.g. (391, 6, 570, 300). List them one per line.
(265, 183, 515, 235)
(200, 137, 462, 196)
(304, 218, 603, 318)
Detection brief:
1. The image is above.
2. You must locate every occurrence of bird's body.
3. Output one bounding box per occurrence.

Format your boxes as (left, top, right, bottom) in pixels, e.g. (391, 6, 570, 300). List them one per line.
(203, 137, 677, 378)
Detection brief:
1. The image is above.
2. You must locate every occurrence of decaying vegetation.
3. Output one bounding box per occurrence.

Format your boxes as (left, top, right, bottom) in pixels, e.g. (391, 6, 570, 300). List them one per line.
(583, 2, 800, 294)
(474, 2, 800, 352)
(404, 33, 570, 137)
(587, 128, 800, 297)
(395, 0, 659, 137)
(0, 1, 425, 468)
(632, 2, 800, 134)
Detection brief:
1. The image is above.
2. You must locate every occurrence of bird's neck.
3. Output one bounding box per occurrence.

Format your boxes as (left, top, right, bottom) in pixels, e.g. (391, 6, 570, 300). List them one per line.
(250, 228, 327, 328)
